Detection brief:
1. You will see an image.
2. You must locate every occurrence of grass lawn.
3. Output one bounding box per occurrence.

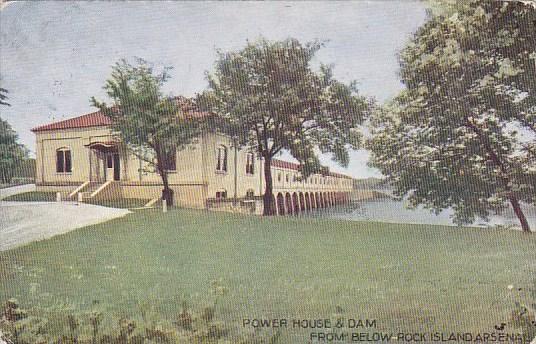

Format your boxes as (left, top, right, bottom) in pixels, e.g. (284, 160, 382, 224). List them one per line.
(2, 191, 56, 202)
(0, 208, 534, 341)
(84, 197, 149, 209)
(3, 191, 148, 209)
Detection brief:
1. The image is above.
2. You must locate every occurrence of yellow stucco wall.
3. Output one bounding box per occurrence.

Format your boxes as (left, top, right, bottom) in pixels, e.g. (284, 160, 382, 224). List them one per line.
(35, 126, 114, 185)
(202, 133, 263, 200)
(118, 182, 206, 208)
(34, 125, 353, 210)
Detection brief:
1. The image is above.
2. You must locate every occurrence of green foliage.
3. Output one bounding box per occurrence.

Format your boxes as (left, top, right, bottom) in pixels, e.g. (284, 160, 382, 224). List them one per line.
(13, 159, 35, 179)
(198, 38, 371, 214)
(0, 288, 282, 344)
(0, 88, 10, 107)
(0, 118, 28, 184)
(84, 198, 149, 209)
(200, 38, 370, 168)
(510, 281, 536, 342)
(91, 59, 202, 205)
(368, 0, 536, 231)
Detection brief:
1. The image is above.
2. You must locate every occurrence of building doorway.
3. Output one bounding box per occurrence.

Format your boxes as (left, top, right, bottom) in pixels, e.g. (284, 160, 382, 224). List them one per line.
(106, 153, 120, 181)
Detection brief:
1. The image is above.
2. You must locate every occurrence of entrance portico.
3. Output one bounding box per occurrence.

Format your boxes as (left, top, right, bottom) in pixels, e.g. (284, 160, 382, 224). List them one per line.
(85, 141, 121, 182)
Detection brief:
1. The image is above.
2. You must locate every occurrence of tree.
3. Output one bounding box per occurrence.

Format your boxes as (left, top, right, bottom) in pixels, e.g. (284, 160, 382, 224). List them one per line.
(0, 88, 10, 107)
(91, 59, 202, 206)
(368, 0, 535, 232)
(198, 38, 371, 215)
(0, 118, 28, 184)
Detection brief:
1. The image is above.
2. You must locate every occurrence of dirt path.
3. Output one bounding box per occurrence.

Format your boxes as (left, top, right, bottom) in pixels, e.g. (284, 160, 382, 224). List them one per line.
(0, 201, 130, 251)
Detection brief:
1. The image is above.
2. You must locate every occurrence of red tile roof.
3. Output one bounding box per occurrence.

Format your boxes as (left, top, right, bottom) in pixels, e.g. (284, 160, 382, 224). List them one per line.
(31, 97, 212, 132)
(272, 159, 352, 179)
(31, 110, 112, 132)
(272, 159, 300, 170)
(31, 105, 351, 180)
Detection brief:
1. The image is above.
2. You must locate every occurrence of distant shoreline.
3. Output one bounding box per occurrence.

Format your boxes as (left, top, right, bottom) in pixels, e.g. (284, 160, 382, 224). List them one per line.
(351, 189, 392, 201)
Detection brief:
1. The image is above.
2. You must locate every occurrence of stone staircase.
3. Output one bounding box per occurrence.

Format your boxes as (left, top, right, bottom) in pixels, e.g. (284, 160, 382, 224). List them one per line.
(70, 181, 110, 201)
(79, 182, 104, 200)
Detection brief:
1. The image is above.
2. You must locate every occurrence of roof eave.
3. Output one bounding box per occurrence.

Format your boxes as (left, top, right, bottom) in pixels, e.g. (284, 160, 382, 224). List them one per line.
(31, 123, 112, 133)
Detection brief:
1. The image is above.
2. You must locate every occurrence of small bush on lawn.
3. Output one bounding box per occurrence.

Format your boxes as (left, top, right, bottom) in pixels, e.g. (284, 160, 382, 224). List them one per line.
(0, 283, 282, 343)
(510, 281, 536, 343)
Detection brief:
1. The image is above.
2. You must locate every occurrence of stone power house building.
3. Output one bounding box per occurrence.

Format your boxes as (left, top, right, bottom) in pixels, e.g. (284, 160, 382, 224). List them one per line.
(32, 107, 353, 215)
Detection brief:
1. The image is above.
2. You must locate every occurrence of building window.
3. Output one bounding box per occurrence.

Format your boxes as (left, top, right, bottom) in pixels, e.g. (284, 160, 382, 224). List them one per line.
(246, 189, 255, 199)
(286, 174, 290, 182)
(216, 145, 228, 172)
(106, 154, 113, 168)
(56, 148, 72, 173)
(246, 152, 255, 175)
(277, 173, 282, 182)
(216, 189, 227, 199)
(163, 148, 177, 171)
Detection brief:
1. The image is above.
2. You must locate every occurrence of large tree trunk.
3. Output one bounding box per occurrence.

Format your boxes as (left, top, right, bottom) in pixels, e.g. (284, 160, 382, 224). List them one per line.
(155, 146, 173, 206)
(262, 156, 275, 216)
(508, 195, 531, 233)
(465, 119, 531, 233)
(160, 169, 173, 206)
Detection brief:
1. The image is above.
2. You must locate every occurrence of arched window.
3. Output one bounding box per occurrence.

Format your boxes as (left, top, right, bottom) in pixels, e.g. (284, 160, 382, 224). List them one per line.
(245, 189, 255, 199)
(286, 174, 290, 183)
(277, 173, 282, 182)
(245, 152, 255, 175)
(216, 145, 228, 172)
(216, 189, 227, 199)
(56, 148, 72, 173)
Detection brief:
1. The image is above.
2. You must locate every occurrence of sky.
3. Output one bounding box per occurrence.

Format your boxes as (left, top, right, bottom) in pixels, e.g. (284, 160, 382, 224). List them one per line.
(0, 1, 428, 178)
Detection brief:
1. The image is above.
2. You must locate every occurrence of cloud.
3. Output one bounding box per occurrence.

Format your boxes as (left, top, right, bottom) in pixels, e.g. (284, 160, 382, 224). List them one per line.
(0, 1, 427, 178)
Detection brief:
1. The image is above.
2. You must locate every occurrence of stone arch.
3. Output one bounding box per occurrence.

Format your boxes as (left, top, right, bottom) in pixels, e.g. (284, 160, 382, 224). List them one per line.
(276, 193, 285, 216)
(285, 193, 293, 215)
(292, 192, 300, 214)
(316, 192, 322, 208)
(299, 192, 305, 211)
(305, 192, 311, 210)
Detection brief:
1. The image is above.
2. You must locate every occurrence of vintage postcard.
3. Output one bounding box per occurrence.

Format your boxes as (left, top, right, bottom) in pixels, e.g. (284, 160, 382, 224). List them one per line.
(0, 0, 535, 343)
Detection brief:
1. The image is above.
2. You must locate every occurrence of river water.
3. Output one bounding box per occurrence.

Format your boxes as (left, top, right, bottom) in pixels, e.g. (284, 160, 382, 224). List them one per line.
(302, 199, 536, 230)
